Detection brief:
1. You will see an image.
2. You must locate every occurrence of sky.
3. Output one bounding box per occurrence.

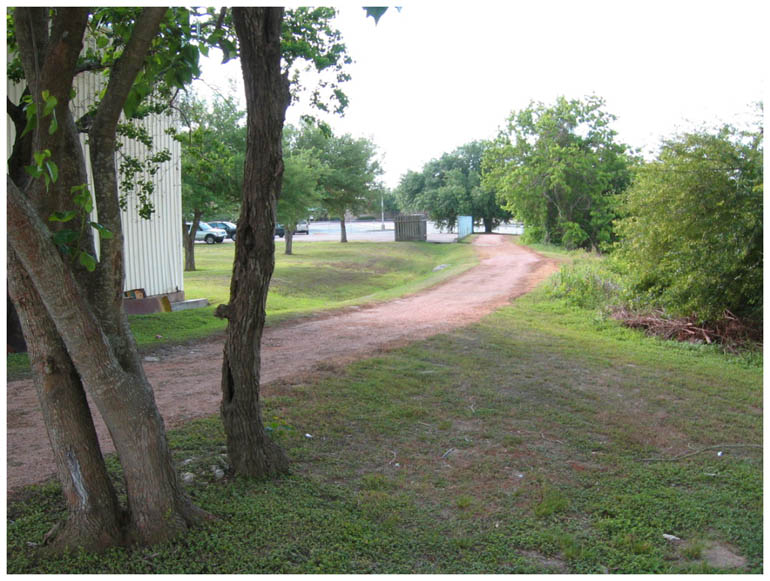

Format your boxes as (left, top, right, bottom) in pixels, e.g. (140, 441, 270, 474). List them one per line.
(198, 1, 767, 188)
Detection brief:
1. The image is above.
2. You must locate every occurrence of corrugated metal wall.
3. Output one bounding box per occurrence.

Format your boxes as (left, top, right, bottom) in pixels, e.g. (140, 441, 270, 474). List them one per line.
(7, 71, 184, 298)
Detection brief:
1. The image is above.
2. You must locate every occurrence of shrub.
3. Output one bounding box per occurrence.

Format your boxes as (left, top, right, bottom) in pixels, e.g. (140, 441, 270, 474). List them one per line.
(614, 118, 763, 325)
(547, 257, 623, 310)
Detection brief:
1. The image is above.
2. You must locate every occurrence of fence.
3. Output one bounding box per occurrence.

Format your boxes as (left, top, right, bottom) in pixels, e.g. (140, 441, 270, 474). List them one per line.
(394, 214, 427, 241)
(457, 215, 473, 239)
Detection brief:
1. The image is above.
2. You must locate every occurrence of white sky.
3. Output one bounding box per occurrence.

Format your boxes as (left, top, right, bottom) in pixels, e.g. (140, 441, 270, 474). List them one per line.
(198, 1, 767, 188)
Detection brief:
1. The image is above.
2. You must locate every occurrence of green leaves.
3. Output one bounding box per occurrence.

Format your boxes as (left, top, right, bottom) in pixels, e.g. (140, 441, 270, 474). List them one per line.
(47, 184, 113, 272)
(20, 90, 59, 138)
(482, 96, 632, 249)
(614, 118, 763, 323)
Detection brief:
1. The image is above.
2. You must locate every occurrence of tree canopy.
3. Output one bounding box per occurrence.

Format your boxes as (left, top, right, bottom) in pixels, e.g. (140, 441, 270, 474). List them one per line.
(397, 140, 511, 232)
(293, 123, 382, 242)
(482, 96, 633, 250)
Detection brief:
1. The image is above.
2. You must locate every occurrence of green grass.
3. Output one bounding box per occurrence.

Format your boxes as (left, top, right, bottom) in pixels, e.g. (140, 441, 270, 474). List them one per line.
(132, 241, 478, 347)
(8, 241, 477, 379)
(7, 253, 761, 573)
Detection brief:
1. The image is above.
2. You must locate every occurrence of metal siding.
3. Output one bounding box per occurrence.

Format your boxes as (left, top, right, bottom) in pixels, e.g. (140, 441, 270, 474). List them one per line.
(7, 69, 183, 297)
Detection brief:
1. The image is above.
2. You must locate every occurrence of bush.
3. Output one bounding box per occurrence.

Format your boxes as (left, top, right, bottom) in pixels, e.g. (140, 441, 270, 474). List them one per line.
(546, 257, 623, 310)
(614, 119, 763, 324)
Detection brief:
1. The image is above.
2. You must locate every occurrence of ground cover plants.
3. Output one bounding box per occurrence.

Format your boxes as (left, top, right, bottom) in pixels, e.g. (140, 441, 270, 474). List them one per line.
(8, 247, 761, 573)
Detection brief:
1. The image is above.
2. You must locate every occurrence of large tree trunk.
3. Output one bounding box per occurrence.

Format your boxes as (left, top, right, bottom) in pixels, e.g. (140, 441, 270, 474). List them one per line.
(84, 7, 209, 543)
(8, 7, 126, 552)
(218, 7, 290, 477)
(8, 7, 207, 548)
(340, 213, 348, 243)
(8, 250, 125, 551)
(7, 178, 209, 545)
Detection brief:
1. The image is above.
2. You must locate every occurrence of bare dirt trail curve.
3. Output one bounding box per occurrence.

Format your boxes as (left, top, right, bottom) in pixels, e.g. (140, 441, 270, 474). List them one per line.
(7, 235, 557, 491)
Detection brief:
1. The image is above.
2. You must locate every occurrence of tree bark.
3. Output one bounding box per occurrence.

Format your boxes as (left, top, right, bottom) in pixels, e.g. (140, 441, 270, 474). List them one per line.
(340, 213, 348, 243)
(285, 224, 294, 255)
(8, 249, 125, 551)
(9, 7, 128, 552)
(7, 177, 209, 545)
(220, 7, 290, 477)
(184, 210, 203, 271)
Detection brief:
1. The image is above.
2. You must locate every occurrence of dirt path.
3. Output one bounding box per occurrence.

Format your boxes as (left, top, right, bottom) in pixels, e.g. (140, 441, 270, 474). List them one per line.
(6, 235, 557, 492)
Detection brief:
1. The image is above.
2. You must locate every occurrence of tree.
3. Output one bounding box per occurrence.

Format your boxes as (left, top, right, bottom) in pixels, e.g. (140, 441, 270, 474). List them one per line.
(214, 7, 291, 477)
(614, 118, 763, 324)
(7, 7, 208, 550)
(482, 96, 633, 250)
(294, 126, 381, 242)
(6, 5, 353, 550)
(211, 7, 353, 476)
(397, 141, 511, 232)
(177, 91, 246, 270)
(278, 144, 322, 255)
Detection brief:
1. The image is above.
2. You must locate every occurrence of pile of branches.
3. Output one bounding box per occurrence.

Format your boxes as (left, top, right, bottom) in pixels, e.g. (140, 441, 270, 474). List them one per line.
(611, 308, 762, 351)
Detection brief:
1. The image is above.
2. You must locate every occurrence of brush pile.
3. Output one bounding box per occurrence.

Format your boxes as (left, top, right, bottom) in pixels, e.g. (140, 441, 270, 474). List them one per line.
(611, 308, 762, 351)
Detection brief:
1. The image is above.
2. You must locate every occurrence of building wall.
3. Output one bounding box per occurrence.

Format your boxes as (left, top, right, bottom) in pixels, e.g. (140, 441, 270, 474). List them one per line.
(7, 73, 184, 298)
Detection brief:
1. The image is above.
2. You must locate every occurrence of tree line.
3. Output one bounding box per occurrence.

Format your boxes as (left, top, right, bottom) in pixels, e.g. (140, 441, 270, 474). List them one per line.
(178, 91, 385, 262)
(396, 96, 763, 327)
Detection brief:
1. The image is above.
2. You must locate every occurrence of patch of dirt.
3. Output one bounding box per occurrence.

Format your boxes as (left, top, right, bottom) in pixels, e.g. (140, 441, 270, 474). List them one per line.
(6, 235, 558, 492)
(700, 541, 748, 569)
(519, 550, 569, 573)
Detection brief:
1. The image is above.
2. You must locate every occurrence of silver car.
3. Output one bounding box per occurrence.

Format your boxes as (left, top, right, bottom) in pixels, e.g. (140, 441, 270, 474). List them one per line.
(186, 221, 227, 244)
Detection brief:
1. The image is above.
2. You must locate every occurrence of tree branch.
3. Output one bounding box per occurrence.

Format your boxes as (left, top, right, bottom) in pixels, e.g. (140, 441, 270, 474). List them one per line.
(91, 7, 167, 139)
(87, 7, 167, 302)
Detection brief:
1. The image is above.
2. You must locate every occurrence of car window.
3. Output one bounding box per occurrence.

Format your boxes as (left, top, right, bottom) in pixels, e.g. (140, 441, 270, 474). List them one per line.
(198, 222, 212, 231)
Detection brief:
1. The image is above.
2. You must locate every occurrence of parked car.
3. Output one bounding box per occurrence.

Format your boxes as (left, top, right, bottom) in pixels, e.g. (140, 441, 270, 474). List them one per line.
(207, 220, 236, 240)
(293, 220, 310, 235)
(186, 221, 226, 244)
(274, 223, 285, 237)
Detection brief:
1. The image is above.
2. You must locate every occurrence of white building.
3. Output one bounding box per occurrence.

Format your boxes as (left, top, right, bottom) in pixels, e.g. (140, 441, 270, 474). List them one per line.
(7, 71, 185, 313)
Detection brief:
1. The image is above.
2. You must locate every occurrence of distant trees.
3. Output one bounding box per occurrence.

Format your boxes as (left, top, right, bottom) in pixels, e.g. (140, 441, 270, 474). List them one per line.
(482, 96, 633, 250)
(278, 143, 322, 254)
(293, 123, 382, 242)
(614, 119, 763, 324)
(397, 141, 511, 232)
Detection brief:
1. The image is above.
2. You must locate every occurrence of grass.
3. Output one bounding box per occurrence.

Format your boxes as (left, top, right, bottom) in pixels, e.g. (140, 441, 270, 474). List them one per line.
(129, 241, 478, 346)
(7, 247, 762, 573)
(8, 241, 477, 379)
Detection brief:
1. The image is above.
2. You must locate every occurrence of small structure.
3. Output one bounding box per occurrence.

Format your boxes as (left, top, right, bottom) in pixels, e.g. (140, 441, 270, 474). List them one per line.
(457, 215, 473, 239)
(394, 214, 427, 241)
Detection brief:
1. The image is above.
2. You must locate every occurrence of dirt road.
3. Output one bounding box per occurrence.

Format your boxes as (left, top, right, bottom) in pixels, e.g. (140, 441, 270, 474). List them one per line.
(6, 235, 557, 491)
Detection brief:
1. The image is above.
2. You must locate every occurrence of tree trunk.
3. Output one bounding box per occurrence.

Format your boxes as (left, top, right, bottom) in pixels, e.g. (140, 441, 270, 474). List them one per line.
(7, 178, 210, 545)
(285, 224, 294, 255)
(8, 8, 128, 552)
(340, 213, 348, 243)
(219, 7, 290, 478)
(184, 210, 202, 271)
(483, 217, 494, 233)
(8, 249, 125, 551)
(84, 8, 209, 543)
